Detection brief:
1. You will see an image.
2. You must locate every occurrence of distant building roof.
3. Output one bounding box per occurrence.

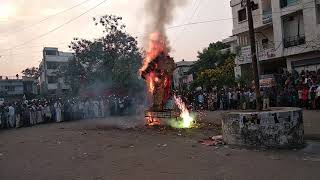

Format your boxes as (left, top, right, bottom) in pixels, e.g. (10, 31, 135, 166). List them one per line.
(43, 47, 58, 51)
(176, 60, 196, 67)
(222, 36, 237, 44)
(43, 47, 73, 56)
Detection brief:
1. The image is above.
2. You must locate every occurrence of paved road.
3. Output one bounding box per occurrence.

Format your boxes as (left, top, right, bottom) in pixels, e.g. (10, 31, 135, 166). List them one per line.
(0, 118, 320, 180)
(202, 110, 320, 139)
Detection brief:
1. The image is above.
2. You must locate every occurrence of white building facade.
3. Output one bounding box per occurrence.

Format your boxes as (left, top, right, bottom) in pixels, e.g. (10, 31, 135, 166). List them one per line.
(0, 76, 38, 99)
(39, 47, 74, 95)
(229, 0, 320, 76)
(173, 60, 196, 90)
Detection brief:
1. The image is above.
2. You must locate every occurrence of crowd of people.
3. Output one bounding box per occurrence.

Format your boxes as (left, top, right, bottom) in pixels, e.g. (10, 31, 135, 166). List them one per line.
(184, 70, 320, 111)
(0, 95, 142, 130)
(1, 70, 320, 130)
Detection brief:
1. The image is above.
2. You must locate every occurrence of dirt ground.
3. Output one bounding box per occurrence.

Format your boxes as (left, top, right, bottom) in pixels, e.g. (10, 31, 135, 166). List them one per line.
(1, 116, 320, 180)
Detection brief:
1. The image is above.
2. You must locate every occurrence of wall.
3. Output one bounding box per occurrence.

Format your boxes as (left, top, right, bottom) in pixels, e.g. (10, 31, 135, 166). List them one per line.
(222, 107, 304, 148)
(273, 0, 320, 57)
(231, 0, 268, 35)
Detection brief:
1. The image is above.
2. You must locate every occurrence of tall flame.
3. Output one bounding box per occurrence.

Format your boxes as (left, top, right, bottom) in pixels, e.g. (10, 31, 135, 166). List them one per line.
(147, 72, 156, 93)
(140, 32, 167, 75)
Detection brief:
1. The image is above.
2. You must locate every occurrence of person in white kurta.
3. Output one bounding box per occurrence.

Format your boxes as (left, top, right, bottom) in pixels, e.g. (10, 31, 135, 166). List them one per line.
(54, 102, 62, 123)
(37, 105, 43, 124)
(99, 100, 105, 118)
(44, 104, 52, 123)
(32, 105, 37, 125)
(8, 105, 15, 128)
(93, 101, 99, 118)
(84, 101, 90, 119)
(78, 101, 84, 119)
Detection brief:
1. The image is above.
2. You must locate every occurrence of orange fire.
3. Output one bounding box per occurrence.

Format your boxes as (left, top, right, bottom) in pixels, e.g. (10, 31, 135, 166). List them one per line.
(146, 112, 161, 126)
(146, 72, 156, 93)
(140, 32, 167, 74)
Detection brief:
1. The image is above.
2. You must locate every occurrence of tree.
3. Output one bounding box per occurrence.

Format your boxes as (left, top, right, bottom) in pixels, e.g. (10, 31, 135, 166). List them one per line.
(59, 57, 86, 95)
(64, 15, 144, 94)
(21, 67, 40, 79)
(192, 58, 236, 89)
(189, 41, 233, 74)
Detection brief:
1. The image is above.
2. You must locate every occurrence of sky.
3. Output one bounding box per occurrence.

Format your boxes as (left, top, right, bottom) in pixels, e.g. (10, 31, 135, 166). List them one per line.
(0, 0, 233, 76)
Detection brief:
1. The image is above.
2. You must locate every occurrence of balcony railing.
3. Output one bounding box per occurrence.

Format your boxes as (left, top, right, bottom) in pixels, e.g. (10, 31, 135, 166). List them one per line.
(283, 35, 305, 48)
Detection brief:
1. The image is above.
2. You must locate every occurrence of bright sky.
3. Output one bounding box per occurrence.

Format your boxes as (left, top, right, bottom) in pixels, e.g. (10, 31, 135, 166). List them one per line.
(0, 0, 232, 76)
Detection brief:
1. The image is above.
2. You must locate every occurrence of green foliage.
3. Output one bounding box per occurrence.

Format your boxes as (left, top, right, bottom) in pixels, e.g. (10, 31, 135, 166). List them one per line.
(64, 15, 144, 94)
(59, 57, 86, 95)
(190, 41, 234, 74)
(189, 41, 236, 90)
(21, 67, 40, 79)
(192, 58, 236, 89)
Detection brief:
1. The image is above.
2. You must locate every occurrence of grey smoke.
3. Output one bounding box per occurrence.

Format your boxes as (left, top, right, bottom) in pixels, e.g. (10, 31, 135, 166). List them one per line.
(144, 0, 187, 49)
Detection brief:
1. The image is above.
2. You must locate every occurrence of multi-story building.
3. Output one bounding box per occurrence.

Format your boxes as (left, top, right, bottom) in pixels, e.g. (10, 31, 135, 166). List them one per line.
(173, 60, 196, 90)
(229, 0, 320, 76)
(0, 76, 38, 100)
(39, 47, 74, 95)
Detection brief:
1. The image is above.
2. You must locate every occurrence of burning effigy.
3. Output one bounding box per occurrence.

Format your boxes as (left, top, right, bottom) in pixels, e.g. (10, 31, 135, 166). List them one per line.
(139, 33, 195, 128)
(140, 33, 175, 112)
(140, 0, 194, 128)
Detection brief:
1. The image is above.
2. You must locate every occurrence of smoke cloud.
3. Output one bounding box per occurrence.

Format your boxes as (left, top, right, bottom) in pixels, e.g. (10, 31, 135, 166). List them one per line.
(144, 0, 187, 50)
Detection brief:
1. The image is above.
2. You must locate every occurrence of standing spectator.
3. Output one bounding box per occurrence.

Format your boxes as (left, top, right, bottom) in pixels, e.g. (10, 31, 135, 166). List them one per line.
(197, 92, 204, 110)
(298, 87, 303, 107)
(44, 103, 52, 123)
(213, 91, 218, 110)
(99, 98, 105, 117)
(227, 90, 232, 110)
(8, 104, 15, 128)
(262, 88, 270, 110)
(249, 89, 256, 109)
(54, 101, 62, 122)
(222, 91, 228, 110)
(310, 85, 317, 109)
(232, 89, 238, 109)
(36, 104, 43, 124)
(93, 100, 100, 118)
(15, 102, 22, 128)
(22, 104, 30, 127)
(244, 89, 250, 110)
(240, 90, 246, 110)
(302, 86, 309, 109)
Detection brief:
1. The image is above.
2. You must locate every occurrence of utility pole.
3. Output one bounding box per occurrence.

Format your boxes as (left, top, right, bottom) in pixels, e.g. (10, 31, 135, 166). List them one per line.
(246, 0, 262, 110)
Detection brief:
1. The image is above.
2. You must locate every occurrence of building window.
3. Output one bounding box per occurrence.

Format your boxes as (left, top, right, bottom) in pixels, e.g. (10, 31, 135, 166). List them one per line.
(238, 9, 247, 22)
(46, 62, 59, 70)
(45, 50, 58, 56)
(47, 76, 58, 84)
(283, 12, 305, 48)
(280, 0, 298, 8)
(251, 2, 259, 11)
(4, 86, 15, 92)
